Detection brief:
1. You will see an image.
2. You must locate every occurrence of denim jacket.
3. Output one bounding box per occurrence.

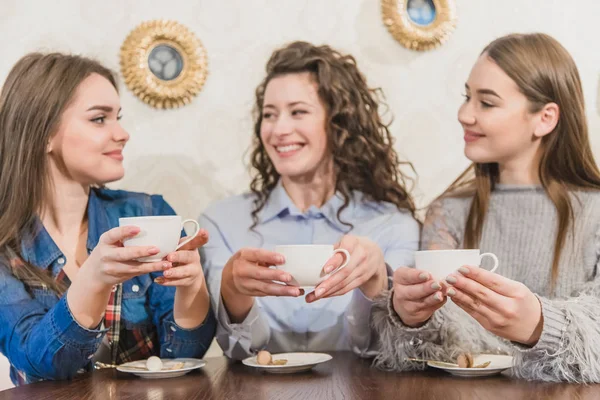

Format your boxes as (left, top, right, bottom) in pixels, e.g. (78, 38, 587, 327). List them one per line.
(0, 188, 216, 385)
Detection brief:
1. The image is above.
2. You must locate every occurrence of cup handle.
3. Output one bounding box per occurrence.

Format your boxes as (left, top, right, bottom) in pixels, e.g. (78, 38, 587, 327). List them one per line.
(175, 219, 201, 250)
(330, 248, 351, 273)
(480, 252, 499, 273)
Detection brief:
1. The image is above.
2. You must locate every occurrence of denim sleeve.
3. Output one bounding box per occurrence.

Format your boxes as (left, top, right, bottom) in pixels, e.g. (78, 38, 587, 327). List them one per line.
(0, 265, 106, 381)
(147, 195, 216, 358)
(147, 280, 216, 359)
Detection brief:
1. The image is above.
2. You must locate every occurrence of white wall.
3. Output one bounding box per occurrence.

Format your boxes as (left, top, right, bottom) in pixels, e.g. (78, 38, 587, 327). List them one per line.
(1, 0, 600, 390)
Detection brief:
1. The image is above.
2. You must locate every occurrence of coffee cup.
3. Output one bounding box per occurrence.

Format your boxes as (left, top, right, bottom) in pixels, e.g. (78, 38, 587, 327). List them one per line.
(118, 216, 200, 262)
(274, 245, 351, 287)
(414, 249, 499, 281)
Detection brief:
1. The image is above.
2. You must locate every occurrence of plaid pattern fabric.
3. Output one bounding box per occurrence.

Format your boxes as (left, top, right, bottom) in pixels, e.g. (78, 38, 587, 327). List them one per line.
(54, 269, 158, 365)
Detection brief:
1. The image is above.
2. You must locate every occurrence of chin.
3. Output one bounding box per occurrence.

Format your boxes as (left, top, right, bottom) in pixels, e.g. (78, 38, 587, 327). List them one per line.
(94, 169, 125, 184)
(464, 146, 496, 164)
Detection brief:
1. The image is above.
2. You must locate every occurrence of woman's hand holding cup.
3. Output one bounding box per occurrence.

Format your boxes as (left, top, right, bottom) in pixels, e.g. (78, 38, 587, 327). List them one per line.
(391, 267, 447, 328)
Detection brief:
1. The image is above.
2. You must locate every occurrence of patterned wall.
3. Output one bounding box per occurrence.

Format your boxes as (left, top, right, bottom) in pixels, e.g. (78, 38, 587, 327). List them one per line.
(1, 0, 600, 390)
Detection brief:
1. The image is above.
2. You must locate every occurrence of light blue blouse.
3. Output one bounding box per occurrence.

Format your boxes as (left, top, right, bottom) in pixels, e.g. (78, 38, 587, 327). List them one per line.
(199, 183, 419, 359)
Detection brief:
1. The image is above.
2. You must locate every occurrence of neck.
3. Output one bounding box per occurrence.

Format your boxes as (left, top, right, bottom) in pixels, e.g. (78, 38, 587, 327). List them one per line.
(41, 163, 90, 236)
(498, 146, 542, 185)
(280, 161, 336, 212)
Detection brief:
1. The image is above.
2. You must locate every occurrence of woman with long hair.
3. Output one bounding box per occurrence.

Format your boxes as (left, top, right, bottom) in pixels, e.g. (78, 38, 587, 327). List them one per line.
(200, 41, 419, 359)
(0, 53, 215, 385)
(375, 33, 600, 383)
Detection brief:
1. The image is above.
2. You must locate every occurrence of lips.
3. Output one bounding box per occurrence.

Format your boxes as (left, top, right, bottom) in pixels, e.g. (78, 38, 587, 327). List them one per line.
(104, 150, 123, 161)
(273, 143, 305, 157)
(464, 130, 485, 143)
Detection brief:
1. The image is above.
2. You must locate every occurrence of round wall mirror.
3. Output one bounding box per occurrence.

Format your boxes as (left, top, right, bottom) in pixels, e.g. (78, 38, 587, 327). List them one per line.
(382, 0, 457, 51)
(120, 20, 208, 109)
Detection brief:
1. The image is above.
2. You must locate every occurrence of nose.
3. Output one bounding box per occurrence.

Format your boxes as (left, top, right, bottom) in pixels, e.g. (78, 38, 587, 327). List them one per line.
(272, 113, 293, 137)
(458, 101, 476, 126)
(113, 122, 130, 143)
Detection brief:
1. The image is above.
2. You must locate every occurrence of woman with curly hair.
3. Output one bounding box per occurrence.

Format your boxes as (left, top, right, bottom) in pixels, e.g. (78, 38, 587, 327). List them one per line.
(199, 41, 419, 359)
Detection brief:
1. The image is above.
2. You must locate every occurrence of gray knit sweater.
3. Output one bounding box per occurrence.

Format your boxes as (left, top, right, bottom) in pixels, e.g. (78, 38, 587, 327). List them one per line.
(373, 185, 600, 383)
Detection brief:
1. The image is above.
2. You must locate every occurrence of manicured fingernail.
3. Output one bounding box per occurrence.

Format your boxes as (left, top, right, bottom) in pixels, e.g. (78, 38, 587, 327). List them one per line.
(447, 288, 456, 296)
(163, 262, 171, 269)
(149, 247, 160, 254)
(323, 265, 334, 274)
(434, 292, 443, 301)
(282, 274, 292, 282)
(164, 270, 172, 277)
(315, 288, 325, 297)
(458, 267, 470, 274)
(299, 289, 305, 295)
(277, 255, 285, 264)
(154, 277, 165, 284)
(431, 282, 441, 290)
(419, 273, 429, 281)
(445, 276, 457, 284)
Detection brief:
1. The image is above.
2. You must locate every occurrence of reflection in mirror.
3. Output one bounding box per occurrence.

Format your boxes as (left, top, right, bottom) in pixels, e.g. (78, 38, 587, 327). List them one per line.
(148, 44, 184, 81)
(406, 0, 436, 26)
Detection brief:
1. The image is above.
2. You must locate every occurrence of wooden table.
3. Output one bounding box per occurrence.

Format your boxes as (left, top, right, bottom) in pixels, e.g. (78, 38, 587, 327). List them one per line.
(1, 352, 599, 399)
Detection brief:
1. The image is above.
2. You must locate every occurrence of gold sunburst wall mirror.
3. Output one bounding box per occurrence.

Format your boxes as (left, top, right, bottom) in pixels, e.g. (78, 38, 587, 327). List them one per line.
(381, 0, 457, 51)
(120, 20, 208, 109)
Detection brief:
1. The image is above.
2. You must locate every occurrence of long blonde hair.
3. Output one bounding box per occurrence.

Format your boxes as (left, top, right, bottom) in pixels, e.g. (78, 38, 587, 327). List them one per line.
(443, 33, 600, 288)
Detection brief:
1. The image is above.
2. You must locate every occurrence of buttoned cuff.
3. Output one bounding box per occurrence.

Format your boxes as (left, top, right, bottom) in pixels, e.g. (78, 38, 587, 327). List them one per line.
(52, 295, 107, 351)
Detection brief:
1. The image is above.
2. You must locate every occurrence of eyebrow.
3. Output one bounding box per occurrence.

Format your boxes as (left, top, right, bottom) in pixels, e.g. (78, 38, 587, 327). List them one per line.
(86, 105, 122, 112)
(465, 84, 502, 99)
(263, 101, 314, 109)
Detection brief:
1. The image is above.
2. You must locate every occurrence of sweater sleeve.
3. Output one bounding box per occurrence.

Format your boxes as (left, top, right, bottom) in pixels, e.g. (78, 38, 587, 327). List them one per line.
(420, 198, 465, 250)
(371, 290, 508, 372)
(510, 258, 600, 383)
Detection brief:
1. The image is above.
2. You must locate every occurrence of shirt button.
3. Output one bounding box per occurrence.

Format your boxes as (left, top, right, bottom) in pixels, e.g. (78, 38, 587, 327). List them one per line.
(87, 354, 94, 360)
(77, 368, 86, 374)
(132, 285, 140, 293)
(166, 348, 173, 353)
(96, 333, 102, 339)
(170, 326, 177, 332)
(57, 257, 66, 265)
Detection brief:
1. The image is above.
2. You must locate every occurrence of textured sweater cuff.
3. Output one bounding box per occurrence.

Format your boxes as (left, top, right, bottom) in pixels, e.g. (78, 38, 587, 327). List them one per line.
(386, 288, 442, 333)
(514, 295, 568, 355)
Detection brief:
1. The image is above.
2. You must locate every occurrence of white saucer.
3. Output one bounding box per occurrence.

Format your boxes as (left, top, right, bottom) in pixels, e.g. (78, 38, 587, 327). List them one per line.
(427, 354, 513, 377)
(242, 352, 332, 374)
(117, 358, 205, 379)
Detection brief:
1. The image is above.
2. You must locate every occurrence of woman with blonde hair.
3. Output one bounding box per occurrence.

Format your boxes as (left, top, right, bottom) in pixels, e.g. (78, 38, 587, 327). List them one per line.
(200, 41, 419, 359)
(375, 33, 600, 383)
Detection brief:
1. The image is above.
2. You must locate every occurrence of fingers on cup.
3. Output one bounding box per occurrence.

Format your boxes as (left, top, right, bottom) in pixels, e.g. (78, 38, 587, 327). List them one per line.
(111, 246, 159, 262)
(394, 267, 430, 285)
(167, 250, 197, 265)
(101, 226, 140, 245)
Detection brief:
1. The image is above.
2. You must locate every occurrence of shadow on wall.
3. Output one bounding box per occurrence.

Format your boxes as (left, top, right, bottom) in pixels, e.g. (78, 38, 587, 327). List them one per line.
(117, 154, 231, 220)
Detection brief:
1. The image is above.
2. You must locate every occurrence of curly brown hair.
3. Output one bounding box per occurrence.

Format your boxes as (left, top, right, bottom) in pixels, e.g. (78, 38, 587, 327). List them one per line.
(249, 41, 416, 228)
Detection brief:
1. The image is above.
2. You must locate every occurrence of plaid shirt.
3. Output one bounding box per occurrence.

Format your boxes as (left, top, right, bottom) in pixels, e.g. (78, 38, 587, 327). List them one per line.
(0, 188, 216, 386)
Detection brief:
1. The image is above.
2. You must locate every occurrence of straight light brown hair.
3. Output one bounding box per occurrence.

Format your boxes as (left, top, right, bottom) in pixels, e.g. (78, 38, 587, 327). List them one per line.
(443, 33, 600, 289)
(0, 53, 118, 293)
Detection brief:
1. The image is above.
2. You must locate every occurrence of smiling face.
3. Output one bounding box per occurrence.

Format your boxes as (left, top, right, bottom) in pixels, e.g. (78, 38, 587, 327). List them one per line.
(47, 73, 129, 185)
(259, 72, 331, 180)
(457, 55, 545, 166)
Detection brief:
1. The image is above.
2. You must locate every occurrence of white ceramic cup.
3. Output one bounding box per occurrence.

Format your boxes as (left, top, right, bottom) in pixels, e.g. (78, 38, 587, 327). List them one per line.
(118, 216, 200, 262)
(274, 245, 351, 287)
(414, 249, 499, 281)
